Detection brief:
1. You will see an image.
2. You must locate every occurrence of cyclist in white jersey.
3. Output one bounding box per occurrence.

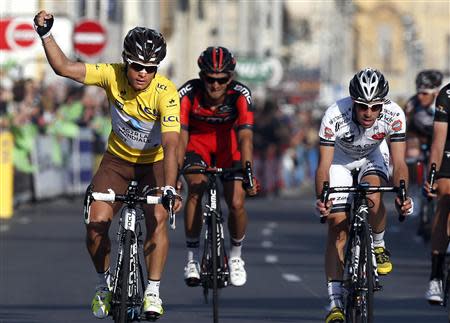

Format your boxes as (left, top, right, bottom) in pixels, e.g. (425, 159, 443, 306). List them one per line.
(315, 68, 413, 323)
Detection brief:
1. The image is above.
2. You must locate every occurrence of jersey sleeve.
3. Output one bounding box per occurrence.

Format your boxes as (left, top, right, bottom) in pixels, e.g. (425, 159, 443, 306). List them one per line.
(236, 93, 254, 130)
(178, 81, 194, 131)
(434, 83, 450, 123)
(388, 104, 406, 143)
(158, 81, 180, 133)
(318, 107, 336, 146)
(83, 63, 114, 88)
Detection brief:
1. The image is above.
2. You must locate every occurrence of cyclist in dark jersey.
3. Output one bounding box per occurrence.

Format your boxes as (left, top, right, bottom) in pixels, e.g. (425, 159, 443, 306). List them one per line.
(424, 82, 450, 304)
(405, 70, 443, 159)
(177, 47, 258, 288)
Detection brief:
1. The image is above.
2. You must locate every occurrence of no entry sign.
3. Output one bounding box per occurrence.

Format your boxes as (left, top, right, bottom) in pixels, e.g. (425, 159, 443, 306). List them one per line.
(73, 19, 107, 58)
(0, 18, 38, 50)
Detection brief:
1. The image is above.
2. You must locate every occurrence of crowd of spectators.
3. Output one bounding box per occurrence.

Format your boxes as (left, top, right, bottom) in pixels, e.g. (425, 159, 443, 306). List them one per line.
(0, 72, 321, 199)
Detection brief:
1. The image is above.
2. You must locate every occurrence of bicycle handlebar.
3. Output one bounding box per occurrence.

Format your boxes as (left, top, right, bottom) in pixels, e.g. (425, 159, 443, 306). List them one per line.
(319, 180, 408, 223)
(87, 188, 177, 230)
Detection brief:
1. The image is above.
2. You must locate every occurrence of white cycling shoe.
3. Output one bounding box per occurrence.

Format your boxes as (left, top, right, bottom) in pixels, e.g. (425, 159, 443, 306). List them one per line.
(228, 257, 247, 286)
(184, 260, 201, 287)
(426, 278, 444, 304)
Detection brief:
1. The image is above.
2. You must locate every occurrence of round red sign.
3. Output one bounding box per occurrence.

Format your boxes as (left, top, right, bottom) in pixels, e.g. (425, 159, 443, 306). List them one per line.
(73, 19, 107, 57)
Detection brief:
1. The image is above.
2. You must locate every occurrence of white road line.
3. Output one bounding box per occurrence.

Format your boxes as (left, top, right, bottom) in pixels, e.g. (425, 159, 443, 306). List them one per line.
(267, 222, 278, 229)
(265, 254, 278, 263)
(261, 240, 273, 248)
(282, 273, 302, 282)
(0, 224, 10, 232)
(262, 228, 273, 236)
(17, 217, 31, 225)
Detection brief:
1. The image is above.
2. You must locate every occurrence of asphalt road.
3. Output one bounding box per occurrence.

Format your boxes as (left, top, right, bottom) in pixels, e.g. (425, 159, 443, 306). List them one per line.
(0, 192, 447, 323)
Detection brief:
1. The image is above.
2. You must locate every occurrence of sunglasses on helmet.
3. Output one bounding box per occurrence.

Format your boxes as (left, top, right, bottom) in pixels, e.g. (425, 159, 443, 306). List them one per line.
(126, 59, 158, 73)
(354, 101, 384, 112)
(202, 75, 230, 85)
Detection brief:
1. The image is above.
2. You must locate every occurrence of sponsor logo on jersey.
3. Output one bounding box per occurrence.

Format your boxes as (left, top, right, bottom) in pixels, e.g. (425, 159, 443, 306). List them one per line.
(179, 83, 193, 97)
(391, 119, 402, 132)
(162, 115, 179, 127)
(233, 84, 252, 105)
(218, 104, 234, 114)
(166, 97, 178, 108)
(137, 102, 158, 119)
(372, 132, 386, 140)
(342, 131, 354, 143)
(157, 83, 167, 91)
(324, 127, 334, 139)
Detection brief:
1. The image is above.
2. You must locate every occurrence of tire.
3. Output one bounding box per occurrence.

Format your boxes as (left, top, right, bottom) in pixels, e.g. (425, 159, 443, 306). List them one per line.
(211, 210, 219, 323)
(344, 226, 357, 323)
(114, 229, 132, 323)
(352, 220, 373, 323)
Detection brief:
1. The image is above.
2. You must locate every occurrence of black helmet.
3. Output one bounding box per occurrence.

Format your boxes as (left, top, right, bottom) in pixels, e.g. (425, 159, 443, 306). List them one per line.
(415, 70, 443, 91)
(122, 27, 166, 65)
(197, 46, 236, 73)
(349, 68, 389, 103)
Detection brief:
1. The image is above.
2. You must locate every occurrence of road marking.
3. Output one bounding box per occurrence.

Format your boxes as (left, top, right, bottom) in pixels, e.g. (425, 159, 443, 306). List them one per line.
(262, 228, 273, 236)
(267, 222, 278, 229)
(265, 254, 278, 263)
(17, 217, 31, 225)
(261, 240, 273, 248)
(282, 273, 302, 282)
(0, 224, 10, 232)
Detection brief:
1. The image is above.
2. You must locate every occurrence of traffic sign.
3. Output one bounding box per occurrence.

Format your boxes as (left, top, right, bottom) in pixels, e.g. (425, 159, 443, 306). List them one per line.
(0, 18, 38, 50)
(73, 19, 107, 58)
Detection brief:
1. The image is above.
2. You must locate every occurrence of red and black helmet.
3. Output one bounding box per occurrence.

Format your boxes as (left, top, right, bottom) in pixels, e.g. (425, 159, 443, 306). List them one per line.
(197, 46, 236, 73)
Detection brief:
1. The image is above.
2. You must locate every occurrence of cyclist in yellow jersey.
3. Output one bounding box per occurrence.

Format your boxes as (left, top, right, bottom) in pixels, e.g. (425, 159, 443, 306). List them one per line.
(34, 10, 182, 320)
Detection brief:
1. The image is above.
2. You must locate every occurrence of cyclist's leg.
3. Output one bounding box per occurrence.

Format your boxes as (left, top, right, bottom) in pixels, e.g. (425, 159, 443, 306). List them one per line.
(87, 151, 130, 273)
(427, 177, 450, 303)
(87, 151, 131, 318)
(325, 162, 352, 321)
(181, 152, 208, 285)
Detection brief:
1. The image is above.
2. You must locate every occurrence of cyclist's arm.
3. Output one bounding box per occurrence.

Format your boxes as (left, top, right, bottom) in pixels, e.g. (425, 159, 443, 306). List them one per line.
(315, 145, 334, 197)
(238, 128, 253, 168)
(390, 140, 409, 187)
(429, 121, 447, 171)
(162, 131, 180, 188)
(177, 128, 189, 170)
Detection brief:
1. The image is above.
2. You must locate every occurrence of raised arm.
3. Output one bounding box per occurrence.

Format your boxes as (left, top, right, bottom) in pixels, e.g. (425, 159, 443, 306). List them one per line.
(34, 10, 86, 83)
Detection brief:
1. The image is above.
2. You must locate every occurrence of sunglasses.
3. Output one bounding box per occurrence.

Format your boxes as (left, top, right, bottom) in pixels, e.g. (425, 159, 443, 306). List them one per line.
(128, 61, 157, 74)
(354, 102, 383, 112)
(203, 75, 230, 85)
(418, 91, 434, 96)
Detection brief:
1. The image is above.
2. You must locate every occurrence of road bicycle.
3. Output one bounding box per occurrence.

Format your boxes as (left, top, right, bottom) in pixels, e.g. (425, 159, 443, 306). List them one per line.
(182, 161, 254, 323)
(319, 170, 408, 323)
(83, 181, 177, 323)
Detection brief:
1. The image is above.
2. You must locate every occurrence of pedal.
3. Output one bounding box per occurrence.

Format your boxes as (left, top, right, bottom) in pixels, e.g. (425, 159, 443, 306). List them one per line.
(143, 311, 161, 321)
(185, 277, 201, 287)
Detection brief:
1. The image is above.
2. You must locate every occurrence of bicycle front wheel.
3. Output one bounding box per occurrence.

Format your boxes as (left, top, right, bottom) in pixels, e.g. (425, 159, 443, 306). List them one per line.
(211, 211, 219, 323)
(114, 229, 132, 323)
(356, 220, 374, 323)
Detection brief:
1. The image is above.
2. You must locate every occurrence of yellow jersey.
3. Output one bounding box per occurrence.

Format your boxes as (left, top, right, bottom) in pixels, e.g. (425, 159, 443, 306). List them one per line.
(84, 63, 180, 164)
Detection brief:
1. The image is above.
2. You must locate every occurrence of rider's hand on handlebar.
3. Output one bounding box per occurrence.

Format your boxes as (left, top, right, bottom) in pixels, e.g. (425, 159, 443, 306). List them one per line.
(244, 176, 260, 196)
(315, 198, 332, 218)
(395, 196, 414, 216)
(423, 181, 438, 199)
(162, 186, 182, 213)
(33, 10, 54, 39)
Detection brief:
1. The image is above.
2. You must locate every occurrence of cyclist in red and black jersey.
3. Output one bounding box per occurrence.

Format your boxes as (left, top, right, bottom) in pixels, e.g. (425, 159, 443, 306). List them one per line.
(424, 82, 450, 304)
(177, 46, 258, 287)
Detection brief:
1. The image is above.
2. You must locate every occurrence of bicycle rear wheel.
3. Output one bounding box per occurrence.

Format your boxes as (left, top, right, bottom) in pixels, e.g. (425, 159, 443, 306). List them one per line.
(114, 229, 132, 323)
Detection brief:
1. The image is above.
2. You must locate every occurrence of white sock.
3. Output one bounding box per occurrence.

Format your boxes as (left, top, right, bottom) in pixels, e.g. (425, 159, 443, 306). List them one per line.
(146, 279, 160, 297)
(230, 236, 245, 259)
(327, 281, 343, 309)
(372, 230, 385, 248)
(186, 238, 200, 262)
(97, 268, 111, 289)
